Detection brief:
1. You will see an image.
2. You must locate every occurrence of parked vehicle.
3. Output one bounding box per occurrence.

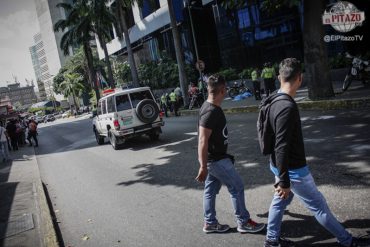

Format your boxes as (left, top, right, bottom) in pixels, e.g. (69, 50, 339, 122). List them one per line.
(188, 93, 204, 110)
(228, 81, 252, 98)
(62, 110, 71, 118)
(92, 87, 164, 150)
(44, 115, 56, 123)
(343, 53, 370, 92)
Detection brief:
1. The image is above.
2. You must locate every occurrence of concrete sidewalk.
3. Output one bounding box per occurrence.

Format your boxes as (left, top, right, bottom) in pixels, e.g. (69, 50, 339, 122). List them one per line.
(181, 80, 370, 115)
(0, 146, 58, 247)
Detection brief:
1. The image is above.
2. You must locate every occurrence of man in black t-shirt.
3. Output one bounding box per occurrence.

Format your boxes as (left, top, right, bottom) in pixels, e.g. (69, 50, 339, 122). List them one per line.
(196, 75, 265, 234)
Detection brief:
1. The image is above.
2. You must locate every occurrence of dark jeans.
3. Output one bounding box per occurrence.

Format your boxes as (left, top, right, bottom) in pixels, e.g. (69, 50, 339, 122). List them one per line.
(27, 131, 38, 146)
(10, 137, 18, 150)
(171, 101, 179, 116)
(160, 103, 168, 117)
(253, 80, 261, 100)
(264, 78, 276, 97)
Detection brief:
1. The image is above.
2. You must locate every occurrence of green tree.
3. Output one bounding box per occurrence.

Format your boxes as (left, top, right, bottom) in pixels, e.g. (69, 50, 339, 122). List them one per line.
(54, 0, 101, 101)
(91, 0, 116, 88)
(53, 46, 105, 97)
(113, 0, 141, 87)
(60, 73, 85, 110)
(220, 0, 334, 100)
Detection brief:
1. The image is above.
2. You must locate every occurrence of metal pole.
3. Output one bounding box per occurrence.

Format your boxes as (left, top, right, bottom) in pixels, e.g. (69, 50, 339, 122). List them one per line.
(188, 4, 199, 62)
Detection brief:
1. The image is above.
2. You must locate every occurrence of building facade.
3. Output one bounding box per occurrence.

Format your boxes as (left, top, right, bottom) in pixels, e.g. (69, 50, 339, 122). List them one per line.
(0, 83, 38, 108)
(34, 0, 73, 100)
(97, 0, 369, 76)
(29, 33, 48, 101)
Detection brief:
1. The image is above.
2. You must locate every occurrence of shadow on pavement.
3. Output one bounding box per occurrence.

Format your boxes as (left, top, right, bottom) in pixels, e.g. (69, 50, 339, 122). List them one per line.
(117, 109, 370, 190)
(0, 160, 16, 246)
(258, 210, 370, 246)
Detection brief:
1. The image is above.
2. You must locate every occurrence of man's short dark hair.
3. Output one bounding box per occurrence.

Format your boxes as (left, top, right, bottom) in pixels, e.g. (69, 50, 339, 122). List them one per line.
(207, 74, 226, 95)
(279, 58, 302, 82)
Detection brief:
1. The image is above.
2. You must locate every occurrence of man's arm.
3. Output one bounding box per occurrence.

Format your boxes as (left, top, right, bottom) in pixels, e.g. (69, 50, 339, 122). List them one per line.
(274, 106, 295, 189)
(195, 126, 212, 182)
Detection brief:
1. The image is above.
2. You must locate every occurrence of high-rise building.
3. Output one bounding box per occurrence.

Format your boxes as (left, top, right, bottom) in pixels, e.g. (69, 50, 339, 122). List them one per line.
(29, 33, 48, 101)
(33, 0, 72, 100)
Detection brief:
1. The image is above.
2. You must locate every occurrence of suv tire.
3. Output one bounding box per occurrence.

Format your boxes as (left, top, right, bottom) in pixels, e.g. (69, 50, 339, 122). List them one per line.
(136, 99, 159, 124)
(108, 130, 121, 150)
(94, 128, 104, 145)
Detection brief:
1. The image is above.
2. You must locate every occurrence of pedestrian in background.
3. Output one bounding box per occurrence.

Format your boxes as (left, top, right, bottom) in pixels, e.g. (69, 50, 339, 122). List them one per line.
(196, 74, 265, 234)
(27, 119, 38, 147)
(261, 62, 276, 97)
(6, 119, 18, 151)
(0, 122, 10, 162)
(169, 90, 179, 116)
(251, 68, 261, 100)
(262, 58, 368, 247)
(160, 92, 169, 117)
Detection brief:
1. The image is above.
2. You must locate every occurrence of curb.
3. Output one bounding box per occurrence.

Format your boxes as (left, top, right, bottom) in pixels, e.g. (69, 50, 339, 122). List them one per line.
(180, 97, 370, 116)
(32, 148, 59, 247)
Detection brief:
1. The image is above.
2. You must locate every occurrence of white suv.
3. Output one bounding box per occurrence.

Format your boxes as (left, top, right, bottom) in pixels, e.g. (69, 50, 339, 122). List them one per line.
(92, 87, 164, 149)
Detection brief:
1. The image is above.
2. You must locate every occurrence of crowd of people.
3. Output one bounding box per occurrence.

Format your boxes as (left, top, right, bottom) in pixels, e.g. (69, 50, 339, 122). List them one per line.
(0, 117, 39, 163)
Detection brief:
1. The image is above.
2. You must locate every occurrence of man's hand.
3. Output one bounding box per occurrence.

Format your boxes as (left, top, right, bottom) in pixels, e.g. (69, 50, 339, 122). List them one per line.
(275, 186, 291, 199)
(195, 167, 208, 183)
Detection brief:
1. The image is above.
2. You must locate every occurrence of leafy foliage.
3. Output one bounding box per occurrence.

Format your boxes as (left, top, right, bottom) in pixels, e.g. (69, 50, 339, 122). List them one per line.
(217, 68, 239, 81)
(136, 52, 197, 89)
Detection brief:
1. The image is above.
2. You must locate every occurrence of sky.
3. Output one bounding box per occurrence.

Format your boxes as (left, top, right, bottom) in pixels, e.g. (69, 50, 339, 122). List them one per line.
(0, 0, 39, 88)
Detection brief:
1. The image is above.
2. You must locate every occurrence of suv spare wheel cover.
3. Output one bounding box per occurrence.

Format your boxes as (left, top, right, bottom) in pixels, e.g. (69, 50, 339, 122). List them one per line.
(136, 99, 159, 124)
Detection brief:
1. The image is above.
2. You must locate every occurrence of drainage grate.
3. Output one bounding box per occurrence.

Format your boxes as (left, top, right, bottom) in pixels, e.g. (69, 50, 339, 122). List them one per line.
(0, 213, 34, 239)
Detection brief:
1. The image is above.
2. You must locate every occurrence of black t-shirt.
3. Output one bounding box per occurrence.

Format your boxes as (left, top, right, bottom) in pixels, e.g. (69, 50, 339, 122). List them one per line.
(198, 101, 228, 161)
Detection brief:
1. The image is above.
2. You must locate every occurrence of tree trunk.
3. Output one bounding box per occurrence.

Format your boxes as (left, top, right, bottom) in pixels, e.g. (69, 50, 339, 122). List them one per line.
(72, 91, 78, 111)
(303, 0, 334, 100)
(98, 35, 115, 88)
(83, 42, 100, 102)
(120, 9, 140, 88)
(167, 0, 189, 106)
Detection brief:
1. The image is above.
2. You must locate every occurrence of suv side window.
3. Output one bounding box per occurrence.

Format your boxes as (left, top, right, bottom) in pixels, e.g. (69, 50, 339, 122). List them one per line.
(116, 94, 131, 111)
(130, 90, 153, 108)
(107, 96, 115, 113)
(101, 99, 107, 114)
(97, 101, 102, 115)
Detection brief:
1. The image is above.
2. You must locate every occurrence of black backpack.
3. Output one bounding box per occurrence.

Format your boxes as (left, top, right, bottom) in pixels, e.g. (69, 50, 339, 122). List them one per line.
(257, 93, 293, 155)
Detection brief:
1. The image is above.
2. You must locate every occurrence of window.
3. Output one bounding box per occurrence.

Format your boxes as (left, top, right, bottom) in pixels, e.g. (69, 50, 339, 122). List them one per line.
(97, 101, 102, 115)
(101, 99, 107, 114)
(129, 90, 153, 108)
(107, 96, 115, 113)
(115, 94, 131, 111)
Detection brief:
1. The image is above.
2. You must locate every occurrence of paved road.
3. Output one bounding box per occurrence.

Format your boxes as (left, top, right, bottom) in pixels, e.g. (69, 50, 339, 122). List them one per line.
(35, 109, 370, 247)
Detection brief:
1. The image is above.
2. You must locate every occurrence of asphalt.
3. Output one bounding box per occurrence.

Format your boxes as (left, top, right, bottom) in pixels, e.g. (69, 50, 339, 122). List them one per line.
(0, 79, 369, 247)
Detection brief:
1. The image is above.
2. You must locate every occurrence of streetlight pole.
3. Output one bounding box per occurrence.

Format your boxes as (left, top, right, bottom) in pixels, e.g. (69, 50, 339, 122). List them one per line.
(187, 1, 203, 83)
(187, 2, 199, 62)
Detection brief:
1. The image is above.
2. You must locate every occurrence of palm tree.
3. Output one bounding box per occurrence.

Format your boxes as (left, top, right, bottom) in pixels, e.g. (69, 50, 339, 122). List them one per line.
(91, 0, 116, 88)
(113, 0, 141, 87)
(60, 73, 85, 111)
(54, 0, 101, 101)
(167, 0, 189, 106)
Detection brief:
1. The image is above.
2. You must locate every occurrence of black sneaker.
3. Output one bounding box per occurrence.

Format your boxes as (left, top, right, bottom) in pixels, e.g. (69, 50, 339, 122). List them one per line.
(203, 223, 230, 233)
(264, 237, 296, 247)
(349, 236, 370, 247)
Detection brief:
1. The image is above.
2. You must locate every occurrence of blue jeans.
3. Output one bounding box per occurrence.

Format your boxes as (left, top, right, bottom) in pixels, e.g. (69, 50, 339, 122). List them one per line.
(203, 158, 250, 225)
(267, 173, 352, 246)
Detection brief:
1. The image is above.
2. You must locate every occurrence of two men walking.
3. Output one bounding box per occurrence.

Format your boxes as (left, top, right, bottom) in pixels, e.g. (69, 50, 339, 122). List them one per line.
(196, 59, 368, 247)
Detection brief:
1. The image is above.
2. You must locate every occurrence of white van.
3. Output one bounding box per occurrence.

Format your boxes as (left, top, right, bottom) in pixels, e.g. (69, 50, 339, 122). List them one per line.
(92, 87, 164, 149)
